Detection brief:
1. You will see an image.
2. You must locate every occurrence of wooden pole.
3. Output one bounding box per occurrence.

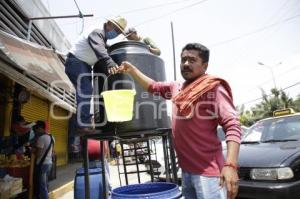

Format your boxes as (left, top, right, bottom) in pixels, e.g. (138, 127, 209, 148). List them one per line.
(29, 153, 35, 199)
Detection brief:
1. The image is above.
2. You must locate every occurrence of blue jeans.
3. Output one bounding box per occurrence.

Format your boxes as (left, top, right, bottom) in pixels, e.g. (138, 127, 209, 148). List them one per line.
(38, 164, 52, 199)
(182, 171, 227, 199)
(65, 54, 92, 127)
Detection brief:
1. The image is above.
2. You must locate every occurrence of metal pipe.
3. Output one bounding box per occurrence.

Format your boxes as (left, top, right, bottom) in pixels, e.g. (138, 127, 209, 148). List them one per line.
(82, 137, 90, 199)
(101, 140, 108, 199)
(28, 14, 93, 20)
(171, 21, 177, 81)
(146, 139, 154, 182)
(162, 135, 170, 182)
(133, 142, 141, 183)
(168, 130, 178, 183)
(257, 62, 281, 89)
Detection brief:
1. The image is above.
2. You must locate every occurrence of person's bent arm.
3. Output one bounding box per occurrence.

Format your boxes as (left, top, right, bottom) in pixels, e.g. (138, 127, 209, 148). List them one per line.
(119, 61, 155, 90)
(149, 47, 161, 56)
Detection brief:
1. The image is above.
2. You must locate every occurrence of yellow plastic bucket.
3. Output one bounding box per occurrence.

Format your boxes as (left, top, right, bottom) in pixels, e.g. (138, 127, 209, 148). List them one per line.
(101, 89, 136, 122)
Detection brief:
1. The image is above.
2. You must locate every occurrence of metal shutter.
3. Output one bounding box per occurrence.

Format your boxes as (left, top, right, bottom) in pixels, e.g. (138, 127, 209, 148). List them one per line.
(21, 95, 49, 122)
(49, 106, 69, 166)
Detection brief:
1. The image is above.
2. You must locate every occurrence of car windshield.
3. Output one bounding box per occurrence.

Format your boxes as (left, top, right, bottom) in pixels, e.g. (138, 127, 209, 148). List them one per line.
(242, 115, 300, 143)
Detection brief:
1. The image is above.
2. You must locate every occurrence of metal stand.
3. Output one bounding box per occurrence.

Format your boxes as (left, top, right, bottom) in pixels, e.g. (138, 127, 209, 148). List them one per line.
(119, 137, 154, 185)
(81, 128, 177, 199)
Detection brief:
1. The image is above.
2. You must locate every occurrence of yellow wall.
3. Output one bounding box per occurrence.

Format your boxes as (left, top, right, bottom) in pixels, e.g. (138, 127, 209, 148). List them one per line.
(0, 74, 13, 137)
(21, 95, 69, 166)
(49, 106, 69, 166)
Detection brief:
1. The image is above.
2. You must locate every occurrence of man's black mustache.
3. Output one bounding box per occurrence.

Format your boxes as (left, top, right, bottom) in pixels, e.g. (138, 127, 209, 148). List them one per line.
(181, 69, 193, 72)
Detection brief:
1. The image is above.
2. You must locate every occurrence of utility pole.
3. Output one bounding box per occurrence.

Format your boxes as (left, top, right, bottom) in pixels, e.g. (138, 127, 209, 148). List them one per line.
(257, 62, 281, 90)
(171, 21, 177, 81)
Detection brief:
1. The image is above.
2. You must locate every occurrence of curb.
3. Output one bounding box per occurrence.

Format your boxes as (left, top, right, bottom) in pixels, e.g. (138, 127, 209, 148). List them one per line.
(49, 181, 74, 199)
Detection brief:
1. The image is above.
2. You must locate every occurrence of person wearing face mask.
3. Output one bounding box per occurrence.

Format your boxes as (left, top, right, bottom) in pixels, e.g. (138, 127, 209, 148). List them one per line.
(65, 16, 127, 134)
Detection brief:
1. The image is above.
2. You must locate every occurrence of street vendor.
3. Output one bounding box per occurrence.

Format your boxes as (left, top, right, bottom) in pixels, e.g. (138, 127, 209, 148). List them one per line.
(11, 115, 35, 155)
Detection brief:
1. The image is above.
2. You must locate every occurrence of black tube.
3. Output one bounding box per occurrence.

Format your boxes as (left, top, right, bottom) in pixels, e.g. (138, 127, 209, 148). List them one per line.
(82, 137, 90, 199)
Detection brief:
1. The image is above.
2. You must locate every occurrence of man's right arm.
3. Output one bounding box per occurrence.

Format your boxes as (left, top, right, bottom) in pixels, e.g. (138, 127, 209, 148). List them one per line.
(88, 30, 116, 68)
(119, 61, 155, 91)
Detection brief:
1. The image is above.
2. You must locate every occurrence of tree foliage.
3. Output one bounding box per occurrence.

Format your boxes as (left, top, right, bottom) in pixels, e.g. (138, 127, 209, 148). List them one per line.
(239, 88, 299, 126)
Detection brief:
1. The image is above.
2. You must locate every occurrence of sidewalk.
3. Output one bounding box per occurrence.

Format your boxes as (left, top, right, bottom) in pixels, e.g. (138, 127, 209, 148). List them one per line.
(48, 162, 82, 199)
(56, 161, 153, 199)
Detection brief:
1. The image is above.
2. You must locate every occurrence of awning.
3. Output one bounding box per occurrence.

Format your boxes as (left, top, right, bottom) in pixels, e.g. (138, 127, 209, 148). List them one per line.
(0, 30, 74, 91)
(0, 30, 76, 113)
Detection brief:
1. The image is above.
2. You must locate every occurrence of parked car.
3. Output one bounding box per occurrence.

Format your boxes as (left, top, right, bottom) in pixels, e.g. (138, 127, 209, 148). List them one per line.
(237, 109, 300, 199)
(217, 125, 249, 149)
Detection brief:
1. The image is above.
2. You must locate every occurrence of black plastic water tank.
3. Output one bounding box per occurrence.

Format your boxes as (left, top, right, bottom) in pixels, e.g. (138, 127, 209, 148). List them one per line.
(94, 41, 170, 135)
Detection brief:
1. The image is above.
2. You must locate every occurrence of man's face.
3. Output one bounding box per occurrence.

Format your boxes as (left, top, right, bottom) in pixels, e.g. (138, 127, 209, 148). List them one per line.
(106, 22, 122, 34)
(35, 127, 44, 134)
(180, 50, 208, 82)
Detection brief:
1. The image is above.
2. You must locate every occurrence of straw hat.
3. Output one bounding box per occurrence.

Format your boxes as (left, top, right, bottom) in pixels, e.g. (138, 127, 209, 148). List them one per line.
(108, 16, 127, 35)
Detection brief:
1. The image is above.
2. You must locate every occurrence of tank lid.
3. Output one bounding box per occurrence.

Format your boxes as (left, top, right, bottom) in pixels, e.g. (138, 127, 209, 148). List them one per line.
(109, 41, 149, 53)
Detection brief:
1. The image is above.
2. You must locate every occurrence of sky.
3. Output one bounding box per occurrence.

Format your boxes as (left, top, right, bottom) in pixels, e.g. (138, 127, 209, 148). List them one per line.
(41, 0, 300, 110)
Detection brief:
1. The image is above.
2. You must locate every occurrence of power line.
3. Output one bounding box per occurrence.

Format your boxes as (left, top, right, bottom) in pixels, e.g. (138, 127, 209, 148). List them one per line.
(83, 0, 209, 30)
(89, 0, 202, 27)
(134, 0, 210, 28)
(210, 13, 300, 47)
(239, 81, 300, 105)
(282, 81, 300, 91)
(226, 0, 296, 73)
(245, 64, 300, 93)
(117, 0, 195, 15)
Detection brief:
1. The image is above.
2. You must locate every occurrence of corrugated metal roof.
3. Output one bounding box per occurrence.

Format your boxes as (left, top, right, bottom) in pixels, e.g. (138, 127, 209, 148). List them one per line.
(0, 30, 74, 91)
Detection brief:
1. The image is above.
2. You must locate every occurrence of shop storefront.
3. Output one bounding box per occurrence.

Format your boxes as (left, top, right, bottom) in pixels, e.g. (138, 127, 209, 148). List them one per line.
(0, 21, 77, 197)
(21, 95, 69, 166)
(0, 1, 75, 197)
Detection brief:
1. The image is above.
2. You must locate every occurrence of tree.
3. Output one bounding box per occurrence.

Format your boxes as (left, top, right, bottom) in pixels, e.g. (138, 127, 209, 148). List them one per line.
(253, 88, 295, 118)
(237, 105, 255, 127)
(239, 88, 298, 125)
(293, 94, 300, 111)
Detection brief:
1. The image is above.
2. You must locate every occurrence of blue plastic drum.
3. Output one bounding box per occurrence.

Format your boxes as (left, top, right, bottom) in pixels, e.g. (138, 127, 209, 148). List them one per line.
(74, 167, 103, 199)
(110, 182, 181, 199)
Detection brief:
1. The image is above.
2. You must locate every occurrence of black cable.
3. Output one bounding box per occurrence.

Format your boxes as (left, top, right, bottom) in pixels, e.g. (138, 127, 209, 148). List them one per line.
(239, 81, 300, 105)
(210, 14, 300, 47)
(245, 65, 300, 92)
(225, 0, 296, 71)
(118, 0, 195, 15)
(93, 0, 209, 30)
(282, 81, 300, 91)
(134, 0, 210, 28)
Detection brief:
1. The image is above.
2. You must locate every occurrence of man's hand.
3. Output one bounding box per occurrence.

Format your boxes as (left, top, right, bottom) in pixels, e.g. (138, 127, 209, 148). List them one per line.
(219, 166, 239, 199)
(108, 65, 120, 75)
(117, 61, 154, 90)
(118, 61, 136, 74)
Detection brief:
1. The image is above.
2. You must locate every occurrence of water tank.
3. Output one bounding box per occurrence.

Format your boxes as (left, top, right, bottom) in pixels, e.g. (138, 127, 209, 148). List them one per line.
(94, 41, 170, 135)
